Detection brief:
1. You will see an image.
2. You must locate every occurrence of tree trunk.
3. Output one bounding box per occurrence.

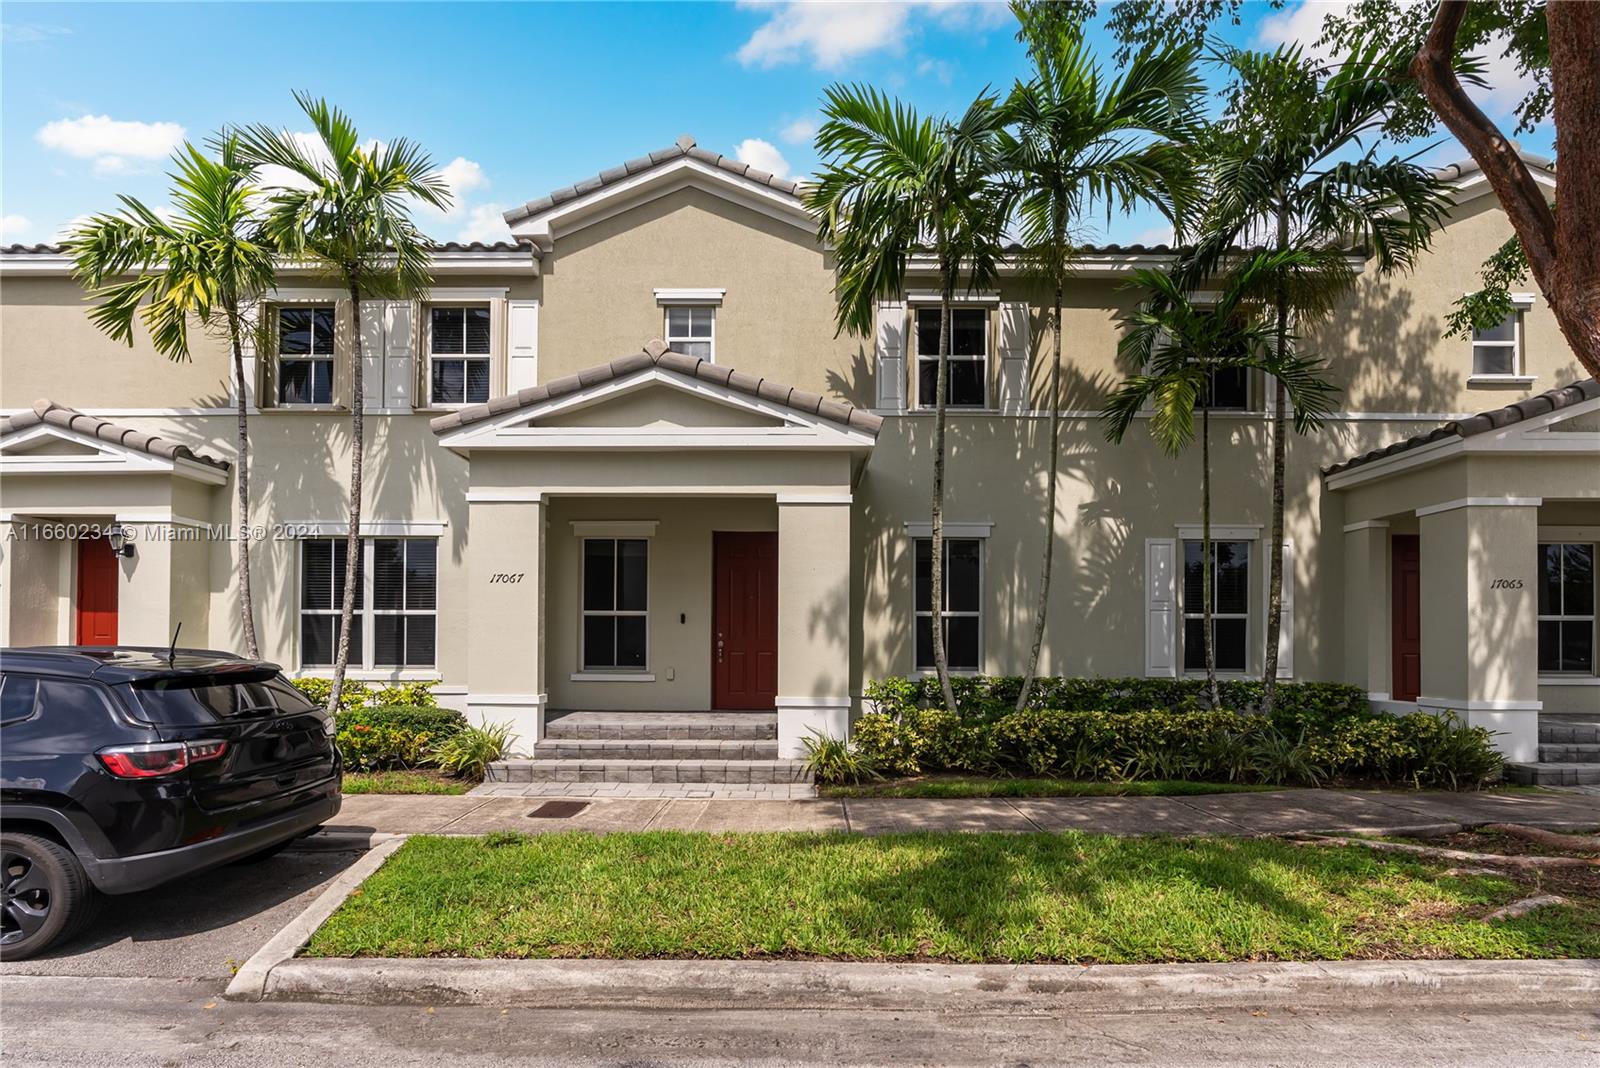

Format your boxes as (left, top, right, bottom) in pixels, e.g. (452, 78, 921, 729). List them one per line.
(1410, 0, 1600, 381)
(929, 267, 958, 715)
(1262, 203, 1289, 713)
(224, 302, 260, 660)
(1016, 282, 1062, 712)
(1201, 398, 1219, 709)
(328, 280, 366, 715)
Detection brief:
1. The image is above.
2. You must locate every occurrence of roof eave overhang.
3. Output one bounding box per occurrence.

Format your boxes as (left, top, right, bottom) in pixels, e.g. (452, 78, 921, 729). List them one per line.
(0, 424, 229, 485)
(0, 250, 540, 278)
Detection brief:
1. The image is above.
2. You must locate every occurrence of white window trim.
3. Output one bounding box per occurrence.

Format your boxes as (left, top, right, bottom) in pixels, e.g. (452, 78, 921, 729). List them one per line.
(426, 303, 494, 409)
(1468, 295, 1536, 385)
(276, 303, 337, 409)
(579, 536, 650, 674)
(912, 305, 990, 410)
(298, 536, 439, 672)
(1179, 536, 1255, 677)
(1537, 541, 1597, 677)
(911, 535, 984, 676)
(663, 304, 716, 363)
(654, 288, 724, 305)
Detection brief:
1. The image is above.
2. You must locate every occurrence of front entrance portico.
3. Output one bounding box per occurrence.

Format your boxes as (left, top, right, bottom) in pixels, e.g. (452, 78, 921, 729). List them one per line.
(434, 341, 879, 757)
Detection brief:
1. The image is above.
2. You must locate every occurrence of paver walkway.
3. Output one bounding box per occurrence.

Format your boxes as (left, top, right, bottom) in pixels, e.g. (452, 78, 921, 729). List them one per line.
(326, 787, 1598, 839)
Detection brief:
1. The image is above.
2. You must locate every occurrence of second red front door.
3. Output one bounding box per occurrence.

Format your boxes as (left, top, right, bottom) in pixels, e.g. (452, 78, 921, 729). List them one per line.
(712, 532, 778, 710)
(1391, 534, 1422, 703)
(76, 536, 119, 646)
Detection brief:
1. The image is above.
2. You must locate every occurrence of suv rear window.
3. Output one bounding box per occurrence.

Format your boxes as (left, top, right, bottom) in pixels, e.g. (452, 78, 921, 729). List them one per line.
(132, 672, 319, 726)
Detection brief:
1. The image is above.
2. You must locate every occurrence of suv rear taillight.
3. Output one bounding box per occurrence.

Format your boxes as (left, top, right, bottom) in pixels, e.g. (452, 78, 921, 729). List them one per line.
(97, 740, 228, 779)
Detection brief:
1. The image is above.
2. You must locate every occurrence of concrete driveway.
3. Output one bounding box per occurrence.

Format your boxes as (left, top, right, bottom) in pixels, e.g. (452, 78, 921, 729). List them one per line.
(0, 845, 366, 981)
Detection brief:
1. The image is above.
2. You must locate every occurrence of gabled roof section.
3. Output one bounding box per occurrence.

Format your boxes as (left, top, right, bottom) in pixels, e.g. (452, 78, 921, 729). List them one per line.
(431, 338, 881, 444)
(504, 134, 801, 225)
(2, 399, 229, 470)
(1324, 378, 1598, 479)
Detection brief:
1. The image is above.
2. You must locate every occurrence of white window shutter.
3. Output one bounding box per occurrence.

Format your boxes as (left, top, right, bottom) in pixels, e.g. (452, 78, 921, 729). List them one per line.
(874, 301, 905, 410)
(1145, 538, 1178, 677)
(998, 301, 1030, 412)
(359, 300, 386, 411)
(507, 299, 539, 392)
(385, 301, 414, 409)
(1276, 541, 1295, 678)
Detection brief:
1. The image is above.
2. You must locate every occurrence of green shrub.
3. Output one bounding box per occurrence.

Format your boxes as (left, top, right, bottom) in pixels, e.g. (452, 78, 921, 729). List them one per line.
(334, 705, 467, 771)
(855, 676, 1501, 790)
(800, 732, 881, 785)
(292, 677, 438, 712)
(431, 722, 517, 781)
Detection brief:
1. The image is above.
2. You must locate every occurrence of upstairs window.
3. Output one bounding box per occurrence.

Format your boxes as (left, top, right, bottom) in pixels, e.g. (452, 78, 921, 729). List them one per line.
(1472, 310, 1523, 377)
(278, 305, 335, 405)
(1182, 540, 1251, 673)
(915, 307, 988, 408)
(429, 305, 491, 405)
(1539, 542, 1595, 675)
(914, 537, 982, 672)
(1201, 366, 1251, 410)
(582, 538, 649, 671)
(664, 305, 714, 360)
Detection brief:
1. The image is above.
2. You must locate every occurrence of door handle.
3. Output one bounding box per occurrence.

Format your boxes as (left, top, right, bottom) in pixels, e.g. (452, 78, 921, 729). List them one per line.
(716, 632, 725, 663)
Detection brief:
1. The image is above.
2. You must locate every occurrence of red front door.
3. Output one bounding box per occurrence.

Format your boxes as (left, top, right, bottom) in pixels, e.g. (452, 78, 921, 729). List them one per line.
(76, 536, 120, 646)
(712, 532, 778, 710)
(1391, 534, 1421, 702)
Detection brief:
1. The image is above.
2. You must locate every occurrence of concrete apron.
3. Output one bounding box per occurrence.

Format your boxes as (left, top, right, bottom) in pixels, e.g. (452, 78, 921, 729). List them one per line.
(252, 956, 1600, 1012)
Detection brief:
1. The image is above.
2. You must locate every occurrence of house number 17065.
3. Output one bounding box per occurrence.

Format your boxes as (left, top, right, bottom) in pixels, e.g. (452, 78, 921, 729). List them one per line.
(489, 572, 525, 584)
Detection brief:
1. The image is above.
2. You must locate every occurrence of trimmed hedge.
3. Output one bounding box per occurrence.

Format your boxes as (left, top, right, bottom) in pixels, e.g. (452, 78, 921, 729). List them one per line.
(334, 705, 466, 771)
(291, 677, 439, 713)
(852, 677, 1501, 790)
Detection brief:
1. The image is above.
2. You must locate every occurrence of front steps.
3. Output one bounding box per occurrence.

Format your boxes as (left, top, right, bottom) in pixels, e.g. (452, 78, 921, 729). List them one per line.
(486, 711, 813, 787)
(1503, 717, 1600, 786)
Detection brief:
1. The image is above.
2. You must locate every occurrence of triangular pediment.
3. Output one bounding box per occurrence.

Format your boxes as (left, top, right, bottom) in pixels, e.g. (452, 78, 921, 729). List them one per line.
(531, 381, 785, 430)
(1, 434, 104, 457)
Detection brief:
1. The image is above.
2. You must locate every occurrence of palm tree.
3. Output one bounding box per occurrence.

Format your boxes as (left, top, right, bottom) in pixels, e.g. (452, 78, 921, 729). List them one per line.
(236, 94, 450, 712)
(66, 138, 276, 658)
(1104, 256, 1336, 707)
(1175, 42, 1452, 714)
(807, 86, 1005, 714)
(1000, 5, 1203, 710)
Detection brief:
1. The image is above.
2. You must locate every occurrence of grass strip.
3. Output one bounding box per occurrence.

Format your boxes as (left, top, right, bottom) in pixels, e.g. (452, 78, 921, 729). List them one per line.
(341, 770, 472, 796)
(305, 831, 1600, 964)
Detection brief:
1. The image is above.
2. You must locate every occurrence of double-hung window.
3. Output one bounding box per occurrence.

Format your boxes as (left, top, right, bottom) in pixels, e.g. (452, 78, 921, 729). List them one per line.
(278, 305, 335, 405)
(1201, 366, 1251, 410)
(1539, 542, 1595, 675)
(914, 537, 982, 672)
(582, 538, 648, 670)
(1182, 540, 1251, 672)
(914, 307, 988, 408)
(300, 538, 437, 670)
(1471, 310, 1523, 378)
(664, 305, 714, 360)
(429, 305, 492, 405)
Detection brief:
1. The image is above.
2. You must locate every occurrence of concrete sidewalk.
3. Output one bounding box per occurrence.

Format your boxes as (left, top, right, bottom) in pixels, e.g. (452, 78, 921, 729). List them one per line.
(324, 787, 1599, 841)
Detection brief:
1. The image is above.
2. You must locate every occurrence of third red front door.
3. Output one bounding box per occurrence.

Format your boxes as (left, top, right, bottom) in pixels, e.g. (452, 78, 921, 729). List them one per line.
(1391, 534, 1422, 702)
(712, 531, 778, 710)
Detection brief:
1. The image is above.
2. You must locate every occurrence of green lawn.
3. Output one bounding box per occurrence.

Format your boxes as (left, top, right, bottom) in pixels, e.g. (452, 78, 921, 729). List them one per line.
(305, 831, 1600, 964)
(821, 776, 1283, 799)
(341, 769, 472, 795)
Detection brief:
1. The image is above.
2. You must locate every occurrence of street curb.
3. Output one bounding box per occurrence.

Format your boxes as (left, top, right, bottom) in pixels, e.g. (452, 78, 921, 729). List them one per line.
(225, 836, 407, 1002)
(287, 831, 406, 852)
(256, 956, 1600, 1010)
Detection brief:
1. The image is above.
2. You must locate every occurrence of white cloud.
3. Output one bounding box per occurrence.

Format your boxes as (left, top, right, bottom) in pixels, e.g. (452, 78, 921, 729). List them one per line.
(439, 156, 488, 205)
(734, 138, 791, 179)
(736, 1, 1006, 70)
(53, 214, 94, 241)
(453, 203, 513, 246)
(1, 22, 72, 44)
(1127, 223, 1176, 248)
(0, 214, 31, 241)
(780, 116, 819, 145)
(36, 115, 186, 175)
(915, 56, 954, 85)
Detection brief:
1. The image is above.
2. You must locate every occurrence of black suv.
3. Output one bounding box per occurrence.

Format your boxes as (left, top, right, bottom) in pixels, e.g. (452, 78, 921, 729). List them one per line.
(0, 647, 341, 959)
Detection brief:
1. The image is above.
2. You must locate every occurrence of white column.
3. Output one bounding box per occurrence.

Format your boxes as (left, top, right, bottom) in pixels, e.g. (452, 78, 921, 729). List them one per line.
(774, 497, 852, 759)
(465, 493, 546, 754)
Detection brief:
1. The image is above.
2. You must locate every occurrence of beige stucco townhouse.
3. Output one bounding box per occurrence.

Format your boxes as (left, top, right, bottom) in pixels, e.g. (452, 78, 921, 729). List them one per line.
(1, 136, 1595, 778)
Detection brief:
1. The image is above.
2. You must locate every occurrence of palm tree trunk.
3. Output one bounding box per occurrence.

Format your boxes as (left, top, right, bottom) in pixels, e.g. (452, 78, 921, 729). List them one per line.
(1262, 202, 1290, 714)
(1202, 398, 1219, 709)
(929, 267, 958, 715)
(224, 303, 260, 660)
(1016, 281, 1061, 711)
(328, 279, 366, 714)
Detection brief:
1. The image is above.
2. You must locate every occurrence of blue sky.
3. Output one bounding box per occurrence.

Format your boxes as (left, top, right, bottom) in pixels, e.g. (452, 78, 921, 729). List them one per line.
(1, 1, 1554, 249)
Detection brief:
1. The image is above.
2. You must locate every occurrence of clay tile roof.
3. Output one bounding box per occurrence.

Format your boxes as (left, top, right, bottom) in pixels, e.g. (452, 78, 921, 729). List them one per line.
(431, 343, 881, 438)
(1322, 378, 1599, 478)
(503, 134, 803, 225)
(2, 240, 532, 256)
(1, 399, 231, 470)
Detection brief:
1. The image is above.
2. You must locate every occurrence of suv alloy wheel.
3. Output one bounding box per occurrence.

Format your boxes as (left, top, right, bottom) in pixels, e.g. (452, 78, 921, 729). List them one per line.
(0, 833, 99, 961)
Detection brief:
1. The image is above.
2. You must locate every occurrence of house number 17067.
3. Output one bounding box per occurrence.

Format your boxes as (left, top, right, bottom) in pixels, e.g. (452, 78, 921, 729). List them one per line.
(489, 572, 525, 584)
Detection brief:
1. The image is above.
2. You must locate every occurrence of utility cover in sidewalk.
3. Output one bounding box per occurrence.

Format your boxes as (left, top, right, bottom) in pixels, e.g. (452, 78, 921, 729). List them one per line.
(528, 801, 589, 818)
